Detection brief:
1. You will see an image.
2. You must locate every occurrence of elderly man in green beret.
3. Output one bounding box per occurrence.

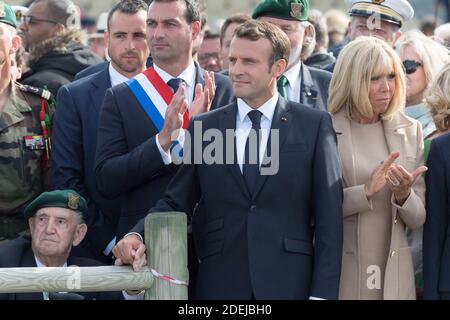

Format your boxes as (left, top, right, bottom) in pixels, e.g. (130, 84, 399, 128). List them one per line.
(252, 0, 332, 111)
(0, 190, 126, 300)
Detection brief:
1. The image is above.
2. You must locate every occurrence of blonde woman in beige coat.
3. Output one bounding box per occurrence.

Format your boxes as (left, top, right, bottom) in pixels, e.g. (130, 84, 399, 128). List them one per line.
(328, 37, 427, 300)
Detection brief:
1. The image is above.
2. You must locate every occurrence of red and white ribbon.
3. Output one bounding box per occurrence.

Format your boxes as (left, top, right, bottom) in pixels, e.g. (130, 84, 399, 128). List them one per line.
(151, 268, 188, 287)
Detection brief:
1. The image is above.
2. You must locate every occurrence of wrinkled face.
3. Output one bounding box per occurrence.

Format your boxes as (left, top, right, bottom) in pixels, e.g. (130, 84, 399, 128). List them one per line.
(368, 64, 396, 117)
(106, 10, 149, 77)
(20, 1, 60, 49)
(399, 45, 426, 105)
(198, 37, 222, 72)
(0, 23, 20, 82)
(229, 36, 284, 107)
(30, 207, 86, 260)
(146, 1, 199, 65)
(258, 16, 304, 67)
(349, 16, 399, 46)
(220, 22, 240, 69)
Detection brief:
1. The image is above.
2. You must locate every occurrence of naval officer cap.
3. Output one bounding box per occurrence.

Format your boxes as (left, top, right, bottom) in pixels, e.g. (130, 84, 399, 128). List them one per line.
(346, 0, 414, 27)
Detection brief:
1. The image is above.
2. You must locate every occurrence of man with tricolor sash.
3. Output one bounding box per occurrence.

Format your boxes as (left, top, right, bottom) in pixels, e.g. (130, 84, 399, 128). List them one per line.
(94, 0, 233, 242)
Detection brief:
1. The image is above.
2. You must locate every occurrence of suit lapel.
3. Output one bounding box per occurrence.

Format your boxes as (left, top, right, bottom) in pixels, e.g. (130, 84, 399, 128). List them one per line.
(300, 64, 319, 109)
(194, 62, 206, 87)
(332, 112, 357, 187)
(219, 103, 251, 200)
(89, 64, 111, 112)
(15, 248, 43, 300)
(382, 113, 413, 165)
(252, 98, 291, 200)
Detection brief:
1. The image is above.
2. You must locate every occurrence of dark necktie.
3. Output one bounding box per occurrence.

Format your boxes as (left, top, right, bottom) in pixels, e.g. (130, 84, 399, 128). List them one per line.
(167, 78, 183, 93)
(243, 110, 262, 195)
(277, 75, 288, 98)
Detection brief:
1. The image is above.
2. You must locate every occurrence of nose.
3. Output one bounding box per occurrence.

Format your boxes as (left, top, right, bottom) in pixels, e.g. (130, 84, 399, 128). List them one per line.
(380, 77, 390, 92)
(44, 217, 56, 234)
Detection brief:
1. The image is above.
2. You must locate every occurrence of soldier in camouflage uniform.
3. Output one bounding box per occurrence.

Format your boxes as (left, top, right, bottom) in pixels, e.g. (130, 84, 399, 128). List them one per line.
(0, 1, 53, 241)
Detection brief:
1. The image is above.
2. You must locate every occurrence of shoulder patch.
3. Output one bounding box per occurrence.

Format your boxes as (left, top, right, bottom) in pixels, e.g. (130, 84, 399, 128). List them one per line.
(17, 83, 53, 101)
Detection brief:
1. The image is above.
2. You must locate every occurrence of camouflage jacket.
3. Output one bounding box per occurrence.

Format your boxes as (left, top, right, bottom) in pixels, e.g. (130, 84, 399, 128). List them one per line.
(0, 82, 52, 216)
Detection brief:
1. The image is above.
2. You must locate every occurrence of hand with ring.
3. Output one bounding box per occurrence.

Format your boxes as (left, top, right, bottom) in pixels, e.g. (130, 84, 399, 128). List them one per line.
(386, 163, 427, 205)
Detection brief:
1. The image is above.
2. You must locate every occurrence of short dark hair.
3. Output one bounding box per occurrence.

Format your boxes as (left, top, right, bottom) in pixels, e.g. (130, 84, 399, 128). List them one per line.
(234, 20, 290, 69)
(203, 30, 219, 41)
(107, 0, 149, 30)
(220, 13, 251, 46)
(32, 0, 79, 28)
(148, 0, 201, 24)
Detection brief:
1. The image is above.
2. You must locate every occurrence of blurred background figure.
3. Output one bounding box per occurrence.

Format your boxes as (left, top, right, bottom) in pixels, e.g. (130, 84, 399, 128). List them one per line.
(396, 30, 450, 138)
(197, 30, 222, 72)
(19, 0, 102, 96)
(435, 0, 450, 23)
(329, 37, 426, 300)
(433, 22, 450, 48)
(324, 9, 349, 52)
(304, 9, 335, 69)
(219, 12, 251, 73)
(424, 63, 450, 143)
(192, 10, 208, 62)
(420, 15, 440, 37)
(88, 12, 108, 60)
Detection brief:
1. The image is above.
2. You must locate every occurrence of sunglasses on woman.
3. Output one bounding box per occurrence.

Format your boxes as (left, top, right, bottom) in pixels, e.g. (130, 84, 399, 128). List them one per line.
(402, 60, 423, 75)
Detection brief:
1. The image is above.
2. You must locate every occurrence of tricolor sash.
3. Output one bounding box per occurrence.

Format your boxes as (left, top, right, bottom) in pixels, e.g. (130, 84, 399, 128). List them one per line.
(126, 67, 189, 161)
(126, 67, 190, 131)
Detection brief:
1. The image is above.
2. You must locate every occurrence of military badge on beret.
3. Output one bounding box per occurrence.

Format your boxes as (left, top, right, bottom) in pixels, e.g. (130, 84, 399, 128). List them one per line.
(68, 193, 80, 210)
(290, 2, 303, 19)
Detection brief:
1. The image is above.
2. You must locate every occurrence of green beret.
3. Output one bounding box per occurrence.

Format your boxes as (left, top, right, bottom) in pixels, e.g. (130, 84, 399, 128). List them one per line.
(252, 0, 309, 21)
(24, 190, 87, 219)
(0, 1, 17, 28)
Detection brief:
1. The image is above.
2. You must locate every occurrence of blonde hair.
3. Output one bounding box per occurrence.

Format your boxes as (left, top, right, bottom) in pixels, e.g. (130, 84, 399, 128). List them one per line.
(424, 62, 450, 131)
(328, 37, 405, 121)
(396, 30, 450, 95)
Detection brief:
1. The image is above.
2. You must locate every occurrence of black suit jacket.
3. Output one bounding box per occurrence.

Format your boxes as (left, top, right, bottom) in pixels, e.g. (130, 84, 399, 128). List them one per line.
(298, 63, 331, 111)
(51, 64, 118, 259)
(423, 133, 450, 299)
(132, 98, 343, 299)
(0, 236, 122, 300)
(94, 63, 234, 239)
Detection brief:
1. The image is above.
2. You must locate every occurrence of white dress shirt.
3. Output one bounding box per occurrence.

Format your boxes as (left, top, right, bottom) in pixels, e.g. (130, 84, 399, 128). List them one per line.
(283, 61, 302, 103)
(236, 94, 278, 173)
(109, 62, 130, 88)
(34, 256, 67, 300)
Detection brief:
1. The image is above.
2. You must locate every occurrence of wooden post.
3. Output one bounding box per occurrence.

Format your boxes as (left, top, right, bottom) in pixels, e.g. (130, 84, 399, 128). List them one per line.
(144, 211, 188, 300)
(0, 266, 153, 293)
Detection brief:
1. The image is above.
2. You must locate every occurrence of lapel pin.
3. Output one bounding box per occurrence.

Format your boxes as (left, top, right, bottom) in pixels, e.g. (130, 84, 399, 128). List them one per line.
(281, 116, 288, 122)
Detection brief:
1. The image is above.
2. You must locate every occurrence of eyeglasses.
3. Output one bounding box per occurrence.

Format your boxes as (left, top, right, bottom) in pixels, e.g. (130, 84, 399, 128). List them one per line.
(402, 60, 423, 75)
(23, 15, 59, 25)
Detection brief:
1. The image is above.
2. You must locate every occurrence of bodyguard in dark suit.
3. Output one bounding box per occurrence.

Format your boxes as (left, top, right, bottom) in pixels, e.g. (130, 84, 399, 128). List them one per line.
(253, 0, 331, 111)
(113, 20, 343, 300)
(423, 133, 450, 300)
(94, 0, 234, 240)
(51, 0, 150, 262)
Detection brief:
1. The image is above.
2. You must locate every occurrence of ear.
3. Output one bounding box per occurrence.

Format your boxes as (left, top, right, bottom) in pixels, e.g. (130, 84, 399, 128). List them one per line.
(11, 35, 22, 54)
(272, 58, 287, 78)
(191, 20, 201, 42)
(72, 223, 87, 247)
(392, 31, 402, 47)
